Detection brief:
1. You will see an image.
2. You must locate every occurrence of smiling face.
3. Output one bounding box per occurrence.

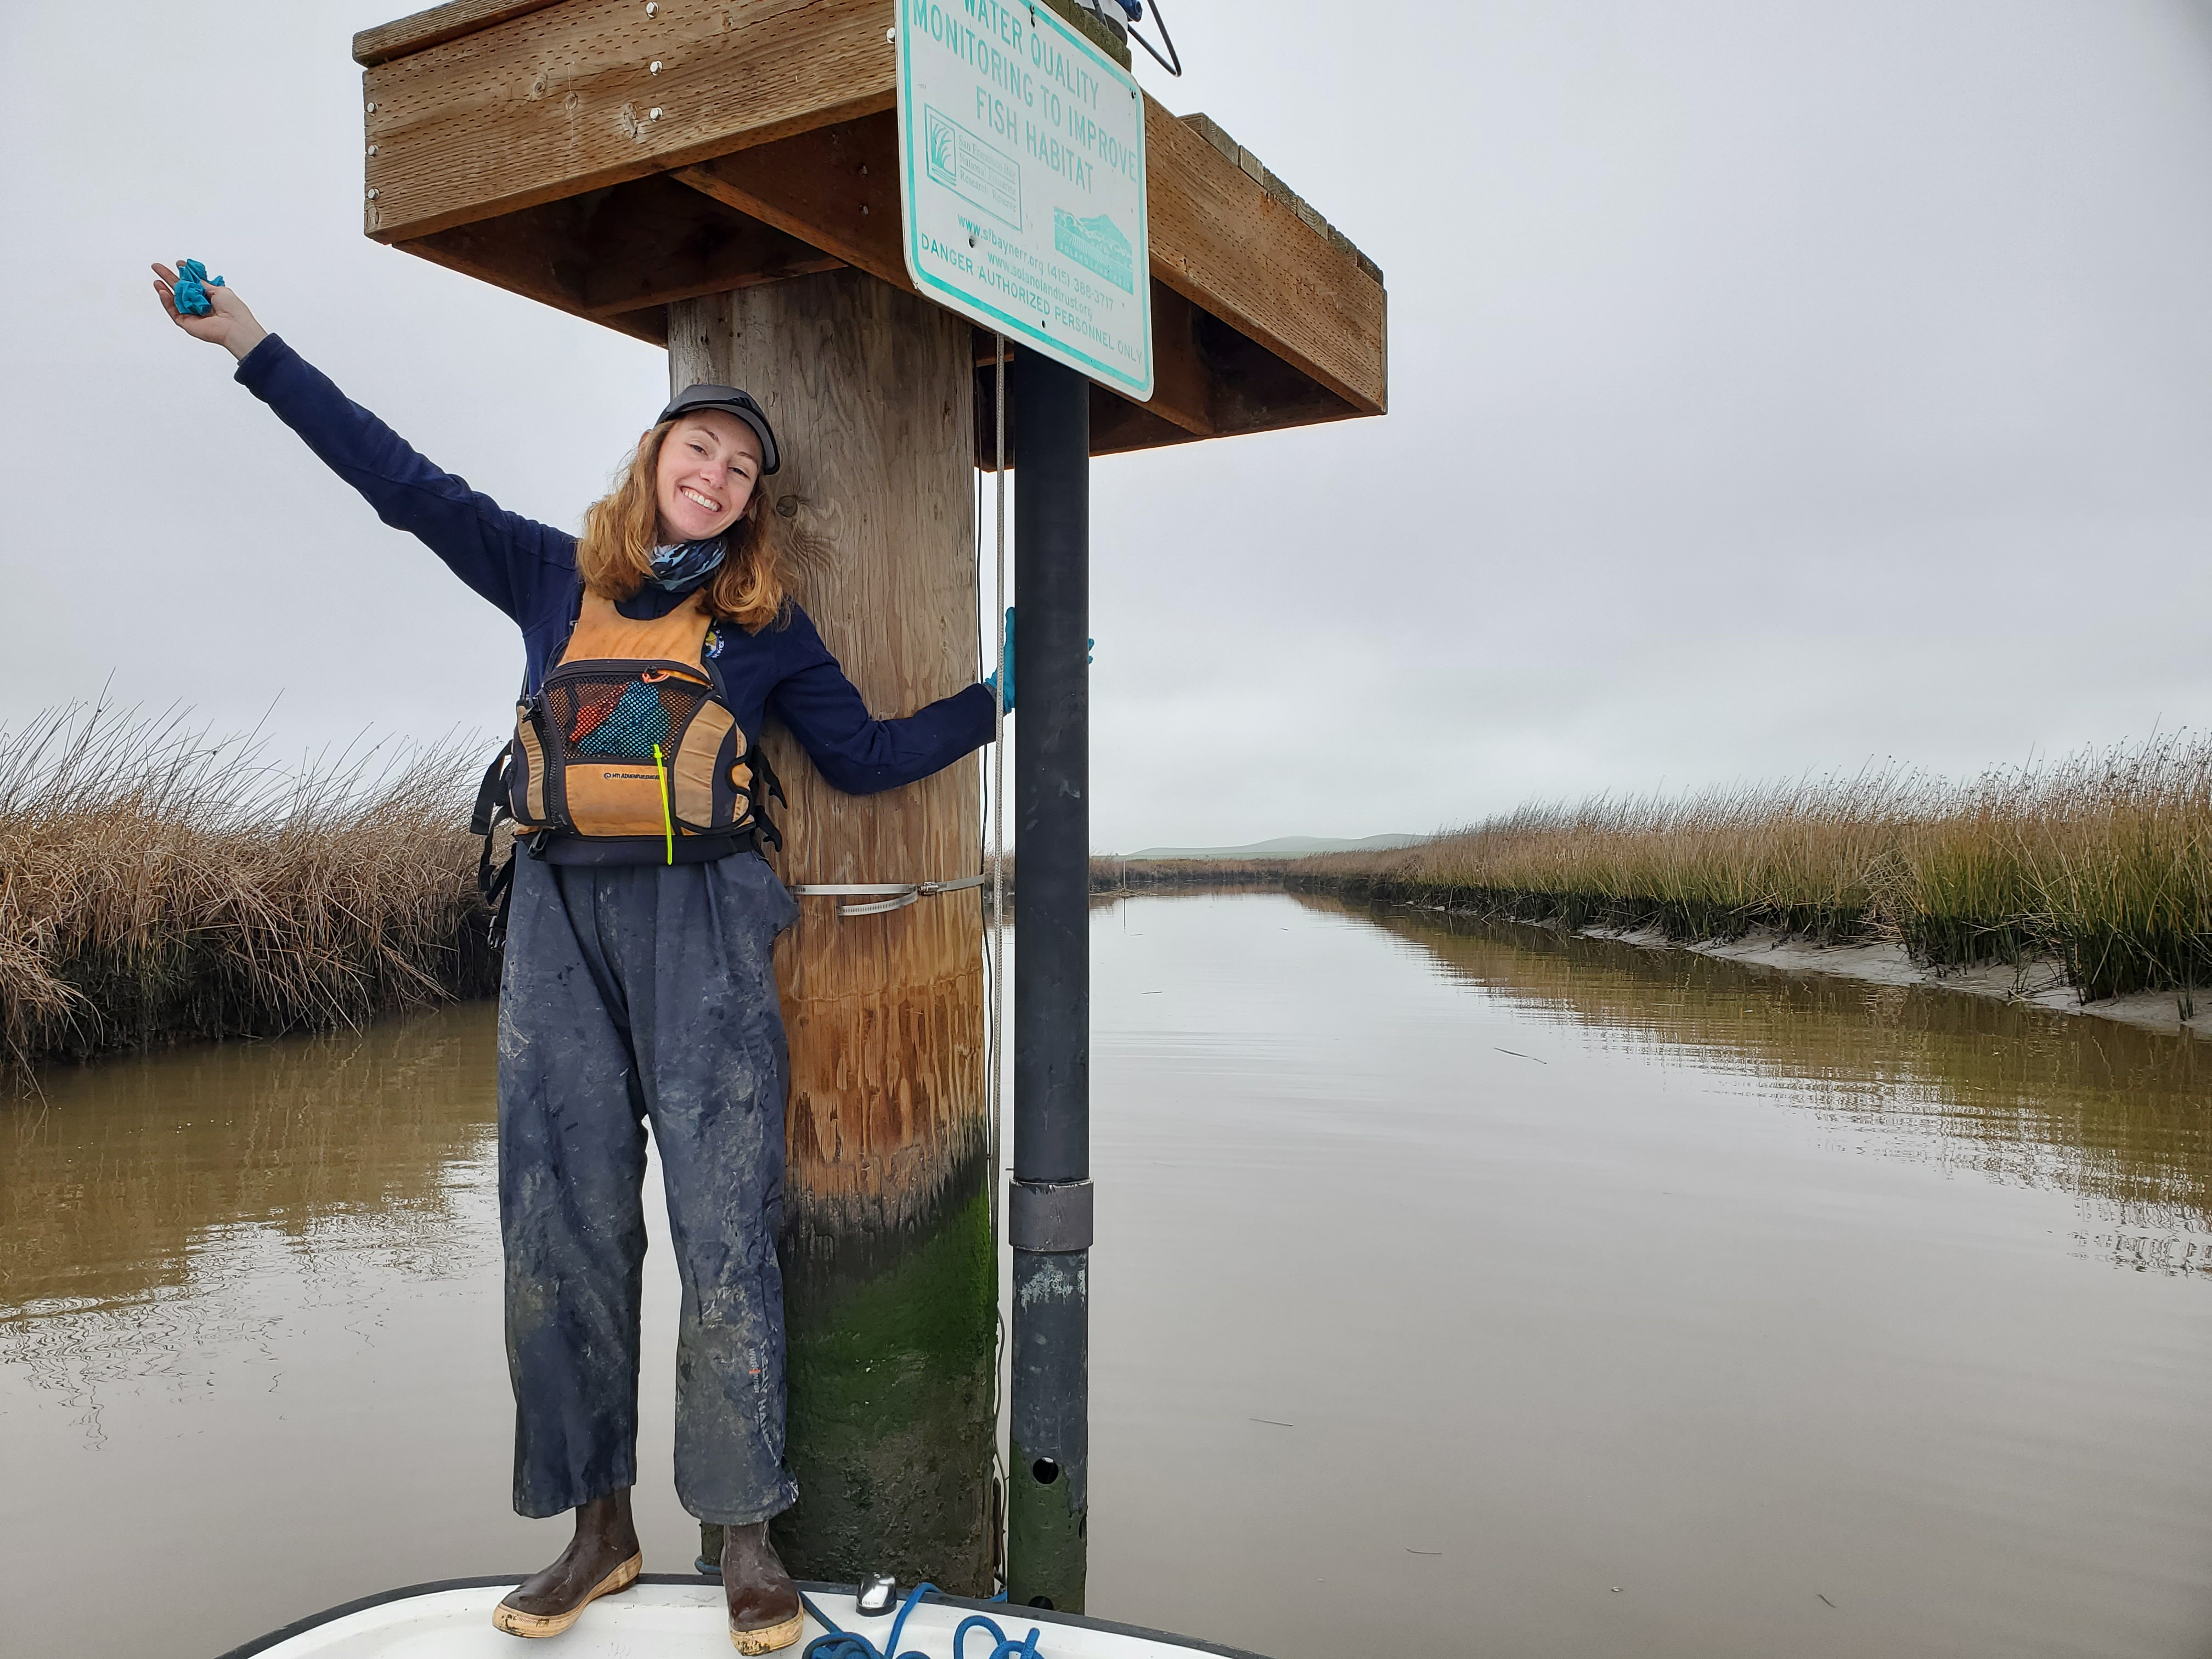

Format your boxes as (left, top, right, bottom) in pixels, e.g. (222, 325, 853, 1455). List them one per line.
(653, 411, 765, 544)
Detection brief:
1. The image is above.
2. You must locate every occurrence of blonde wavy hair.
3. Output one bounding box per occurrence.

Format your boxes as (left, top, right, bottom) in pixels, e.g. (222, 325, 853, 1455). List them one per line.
(574, 419, 794, 631)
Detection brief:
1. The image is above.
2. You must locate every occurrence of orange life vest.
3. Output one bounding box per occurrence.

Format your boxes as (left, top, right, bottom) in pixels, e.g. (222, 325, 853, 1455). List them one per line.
(486, 590, 777, 870)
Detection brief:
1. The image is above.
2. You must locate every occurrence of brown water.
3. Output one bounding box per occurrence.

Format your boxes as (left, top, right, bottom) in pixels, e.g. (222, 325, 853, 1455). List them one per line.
(5, 893, 2210, 1657)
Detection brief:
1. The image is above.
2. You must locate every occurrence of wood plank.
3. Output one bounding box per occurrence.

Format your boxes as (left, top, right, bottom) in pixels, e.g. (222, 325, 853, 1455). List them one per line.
(1192, 303, 1359, 437)
(578, 172, 845, 315)
(399, 196, 673, 347)
(1142, 95, 1387, 416)
(1089, 386, 1204, 458)
(394, 171, 859, 342)
(364, 0, 895, 243)
(1144, 281, 1215, 438)
(675, 119, 906, 290)
(353, 0, 563, 66)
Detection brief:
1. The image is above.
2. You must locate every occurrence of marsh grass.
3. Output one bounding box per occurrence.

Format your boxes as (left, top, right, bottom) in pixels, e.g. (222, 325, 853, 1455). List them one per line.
(1090, 857, 1287, 892)
(1, 703, 495, 1079)
(1294, 736, 2212, 1003)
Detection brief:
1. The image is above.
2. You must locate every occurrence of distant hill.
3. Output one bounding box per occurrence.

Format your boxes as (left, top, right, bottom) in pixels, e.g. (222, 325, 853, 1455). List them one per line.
(1115, 834, 1425, 861)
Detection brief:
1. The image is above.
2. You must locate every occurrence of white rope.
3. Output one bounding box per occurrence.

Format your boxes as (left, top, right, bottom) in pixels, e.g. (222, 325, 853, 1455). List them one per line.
(987, 330, 1011, 1597)
(989, 331, 1009, 1248)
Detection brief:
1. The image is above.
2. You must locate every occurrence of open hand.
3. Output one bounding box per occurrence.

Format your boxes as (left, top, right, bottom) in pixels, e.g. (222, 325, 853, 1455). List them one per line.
(151, 262, 268, 361)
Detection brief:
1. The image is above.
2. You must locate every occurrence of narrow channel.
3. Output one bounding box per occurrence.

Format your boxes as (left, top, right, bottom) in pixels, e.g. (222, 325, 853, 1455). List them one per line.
(4, 891, 2207, 1657)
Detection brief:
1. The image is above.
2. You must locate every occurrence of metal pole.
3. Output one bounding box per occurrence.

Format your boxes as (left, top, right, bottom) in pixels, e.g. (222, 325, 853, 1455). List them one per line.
(1007, 350, 1091, 1612)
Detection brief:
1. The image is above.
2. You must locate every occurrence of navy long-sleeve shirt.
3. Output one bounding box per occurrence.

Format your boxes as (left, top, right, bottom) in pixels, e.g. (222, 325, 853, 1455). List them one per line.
(234, 335, 994, 795)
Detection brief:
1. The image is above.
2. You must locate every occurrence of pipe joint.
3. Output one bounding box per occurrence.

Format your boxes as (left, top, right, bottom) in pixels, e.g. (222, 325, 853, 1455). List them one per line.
(1009, 1178, 1093, 1252)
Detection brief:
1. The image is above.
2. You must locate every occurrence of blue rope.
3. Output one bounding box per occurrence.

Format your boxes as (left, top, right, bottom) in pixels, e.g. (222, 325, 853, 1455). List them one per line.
(951, 1613, 1045, 1659)
(798, 1583, 1045, 1659)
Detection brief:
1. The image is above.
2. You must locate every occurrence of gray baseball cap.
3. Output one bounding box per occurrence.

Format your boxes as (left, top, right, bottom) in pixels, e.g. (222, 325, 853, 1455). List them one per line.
(658, 383, 781, 475)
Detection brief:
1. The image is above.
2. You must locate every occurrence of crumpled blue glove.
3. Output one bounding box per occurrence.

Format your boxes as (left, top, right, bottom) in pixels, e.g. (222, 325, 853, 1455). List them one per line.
(982, 606, 1091, 718)
(172, 257, 226, 317)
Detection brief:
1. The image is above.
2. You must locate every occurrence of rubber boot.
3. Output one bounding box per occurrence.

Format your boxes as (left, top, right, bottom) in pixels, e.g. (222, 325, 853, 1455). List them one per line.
(723, 1521, 804, 1654)
(493, 1489, 644, 1639)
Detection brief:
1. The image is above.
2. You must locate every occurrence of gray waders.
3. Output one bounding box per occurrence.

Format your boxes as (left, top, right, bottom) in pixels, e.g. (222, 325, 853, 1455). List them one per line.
(496, 847, 800, 1525)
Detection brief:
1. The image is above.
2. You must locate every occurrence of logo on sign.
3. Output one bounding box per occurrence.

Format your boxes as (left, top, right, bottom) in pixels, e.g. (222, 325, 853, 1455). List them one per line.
(923, 106, 1023, 230)
(1051, 209, 1135, 294)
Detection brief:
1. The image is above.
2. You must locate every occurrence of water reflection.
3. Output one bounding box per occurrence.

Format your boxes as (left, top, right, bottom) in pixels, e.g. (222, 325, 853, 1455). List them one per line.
(1327, 897, 2212, 1272)
(4, 896, 2210, 1659)
(1, 1005, 498, 1395)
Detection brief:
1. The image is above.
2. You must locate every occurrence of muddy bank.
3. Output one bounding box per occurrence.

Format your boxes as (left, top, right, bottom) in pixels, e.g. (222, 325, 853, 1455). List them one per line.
(1295, 743, 2212, 1005)
(1588, 922, 2211, 1039)
(1298, 871, 2210, 1039)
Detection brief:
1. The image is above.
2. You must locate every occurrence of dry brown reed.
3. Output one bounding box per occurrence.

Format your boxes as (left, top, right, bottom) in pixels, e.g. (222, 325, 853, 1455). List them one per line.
(0, 703, 495, 1080)
(1292, 735, 2212, 1003)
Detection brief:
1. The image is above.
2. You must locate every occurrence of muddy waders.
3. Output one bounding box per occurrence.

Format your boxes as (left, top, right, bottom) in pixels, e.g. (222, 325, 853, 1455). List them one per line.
(492, 850, 803, 1647)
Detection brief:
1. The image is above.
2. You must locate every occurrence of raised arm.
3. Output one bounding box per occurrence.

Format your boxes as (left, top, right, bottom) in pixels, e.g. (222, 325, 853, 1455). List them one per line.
(768, 607, 997, 795)
(152, 262, 575, 625)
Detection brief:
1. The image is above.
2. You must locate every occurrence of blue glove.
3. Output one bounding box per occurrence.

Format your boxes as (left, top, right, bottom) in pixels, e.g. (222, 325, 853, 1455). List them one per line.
(172, 257, 226, 317)
(984, 606, 1017, 713)
(981, 606, 1093, 718)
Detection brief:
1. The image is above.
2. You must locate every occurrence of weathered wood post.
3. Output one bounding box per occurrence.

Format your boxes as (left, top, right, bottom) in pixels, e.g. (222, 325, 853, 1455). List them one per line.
(669, 272, 994, 1594)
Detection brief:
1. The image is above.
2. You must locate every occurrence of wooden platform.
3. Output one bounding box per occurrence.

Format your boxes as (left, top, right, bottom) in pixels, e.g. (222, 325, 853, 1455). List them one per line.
(353, 0, 1386, 458)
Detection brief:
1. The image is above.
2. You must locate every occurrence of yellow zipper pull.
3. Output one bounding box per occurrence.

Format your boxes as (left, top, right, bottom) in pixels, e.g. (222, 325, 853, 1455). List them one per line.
(653, 742, 674, 865)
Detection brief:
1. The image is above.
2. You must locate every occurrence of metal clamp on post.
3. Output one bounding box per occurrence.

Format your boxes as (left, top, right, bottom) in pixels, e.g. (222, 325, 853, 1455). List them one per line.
(787, 874, 987, 917)
(1008, 1178, 1093, 1253)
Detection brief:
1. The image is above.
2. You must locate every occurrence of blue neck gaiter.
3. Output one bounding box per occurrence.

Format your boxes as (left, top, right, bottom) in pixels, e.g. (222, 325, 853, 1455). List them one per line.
(648, 537, 727, 590)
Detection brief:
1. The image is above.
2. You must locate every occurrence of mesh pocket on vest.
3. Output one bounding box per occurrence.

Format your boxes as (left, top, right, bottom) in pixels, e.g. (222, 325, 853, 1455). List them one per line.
(553, 670, 703, 761)
(572, 680, 673, 758)
(518, 661, 752, 840)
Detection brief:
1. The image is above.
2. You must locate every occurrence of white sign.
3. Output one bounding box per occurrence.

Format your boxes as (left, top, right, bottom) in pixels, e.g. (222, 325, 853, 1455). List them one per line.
(896, 0, 1154, 402)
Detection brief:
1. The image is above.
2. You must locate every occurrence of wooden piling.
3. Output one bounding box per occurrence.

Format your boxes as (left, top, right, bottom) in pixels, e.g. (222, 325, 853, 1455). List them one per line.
(670, 272, 994, 1593)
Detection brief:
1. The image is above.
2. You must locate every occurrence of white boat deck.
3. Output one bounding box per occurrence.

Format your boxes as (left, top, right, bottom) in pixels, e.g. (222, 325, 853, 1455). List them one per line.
(232, 1579, 1261, 1659)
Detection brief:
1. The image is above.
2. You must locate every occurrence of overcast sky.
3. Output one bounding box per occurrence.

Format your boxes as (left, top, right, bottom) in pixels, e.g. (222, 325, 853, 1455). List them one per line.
(5, 1, 2211, 851)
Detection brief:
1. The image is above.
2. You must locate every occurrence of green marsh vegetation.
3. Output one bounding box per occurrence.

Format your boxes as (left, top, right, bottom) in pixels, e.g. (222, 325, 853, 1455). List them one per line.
(1293, 735, 2212, 1005)
(0, 703, 495, 1080)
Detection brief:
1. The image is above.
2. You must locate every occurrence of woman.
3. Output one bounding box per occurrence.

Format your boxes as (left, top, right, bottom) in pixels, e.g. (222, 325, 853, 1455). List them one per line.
(153, 263, 1006, 1651)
